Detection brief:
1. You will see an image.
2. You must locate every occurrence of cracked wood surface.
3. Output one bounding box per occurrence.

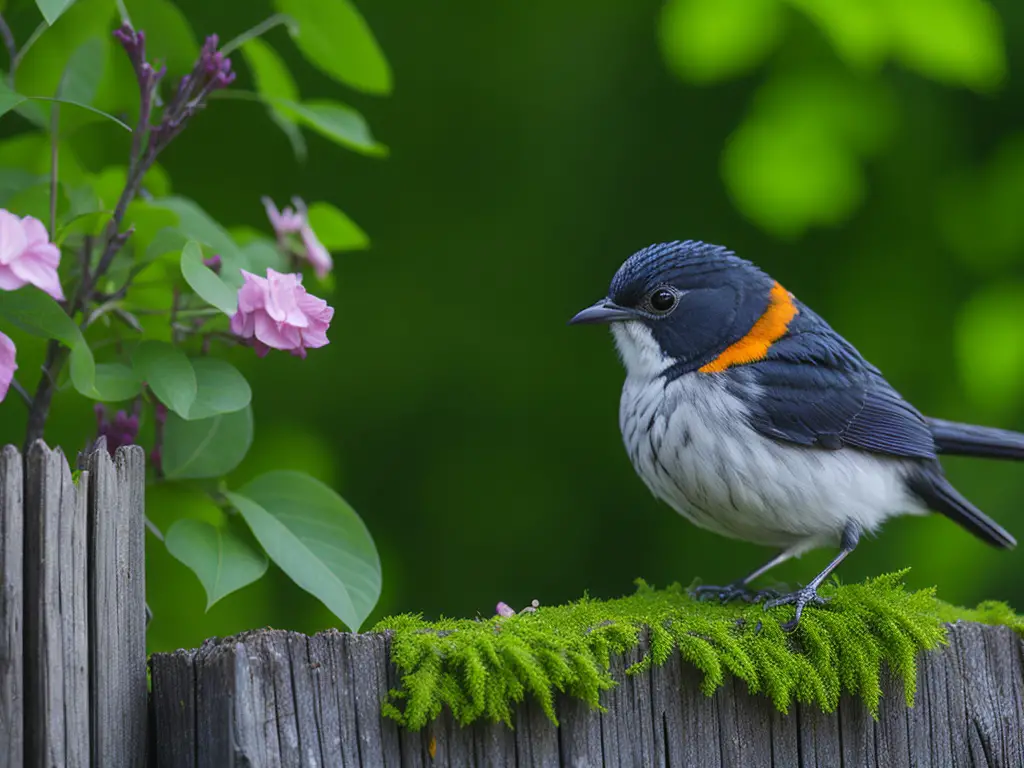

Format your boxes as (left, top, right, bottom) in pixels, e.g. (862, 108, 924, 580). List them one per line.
(150, 622, 1024, 768)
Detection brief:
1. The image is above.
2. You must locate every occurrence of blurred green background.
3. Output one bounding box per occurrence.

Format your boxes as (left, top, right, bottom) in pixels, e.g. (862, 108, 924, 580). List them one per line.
(2, 0, 1024, 654)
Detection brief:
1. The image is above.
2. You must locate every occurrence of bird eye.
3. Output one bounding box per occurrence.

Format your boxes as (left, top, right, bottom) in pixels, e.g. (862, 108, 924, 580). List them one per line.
(647, 288, 678, 314)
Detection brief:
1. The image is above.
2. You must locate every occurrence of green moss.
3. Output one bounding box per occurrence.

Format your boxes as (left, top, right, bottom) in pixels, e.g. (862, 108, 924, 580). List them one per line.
(373, 570, 1023, 730)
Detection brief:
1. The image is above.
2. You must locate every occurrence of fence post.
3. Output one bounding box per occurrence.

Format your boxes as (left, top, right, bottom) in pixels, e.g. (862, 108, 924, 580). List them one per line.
(84, 446, 148, 768)
(150, 623, 1024, 767)
(0, 442, 147, 768)
(0, 445, 23, 768)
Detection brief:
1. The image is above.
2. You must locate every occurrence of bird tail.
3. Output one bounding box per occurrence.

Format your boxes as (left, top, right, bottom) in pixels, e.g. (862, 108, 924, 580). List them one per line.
(908, 469, 1016, 549)
(928, 418, 1024, 461)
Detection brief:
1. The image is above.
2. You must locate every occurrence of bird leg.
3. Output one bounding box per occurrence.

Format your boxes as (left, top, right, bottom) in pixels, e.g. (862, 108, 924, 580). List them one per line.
(763, 521, 861, 630)
(690, 548, 794, 604)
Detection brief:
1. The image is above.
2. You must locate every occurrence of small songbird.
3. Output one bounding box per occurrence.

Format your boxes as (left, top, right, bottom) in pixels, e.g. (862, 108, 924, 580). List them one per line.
(570, 241, 1023, 627)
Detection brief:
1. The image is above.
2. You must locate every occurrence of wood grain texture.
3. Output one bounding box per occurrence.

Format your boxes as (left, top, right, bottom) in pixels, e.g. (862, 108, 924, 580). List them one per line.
(150, 622, 1024, 767)
(0, 445, 23, 768)
(23, 441, 89, 768)
(85, 445, 147, 768)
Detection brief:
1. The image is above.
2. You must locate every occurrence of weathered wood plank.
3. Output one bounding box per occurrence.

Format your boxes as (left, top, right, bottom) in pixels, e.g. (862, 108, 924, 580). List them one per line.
(150, 648, 197, 768)
(151, 622, 1024, 767)
(86, 445, 147, 768)
(23, 442, 89, 768)
(0, 445, 23, 768)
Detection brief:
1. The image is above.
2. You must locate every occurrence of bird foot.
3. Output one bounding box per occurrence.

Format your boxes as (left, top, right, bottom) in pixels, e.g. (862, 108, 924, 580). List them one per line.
(763, 585, 829, 630)
(690, 582, 782, 604)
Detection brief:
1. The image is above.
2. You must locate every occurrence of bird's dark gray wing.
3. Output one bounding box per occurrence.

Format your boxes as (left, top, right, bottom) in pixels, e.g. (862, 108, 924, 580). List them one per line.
(735, 311, 937, 460)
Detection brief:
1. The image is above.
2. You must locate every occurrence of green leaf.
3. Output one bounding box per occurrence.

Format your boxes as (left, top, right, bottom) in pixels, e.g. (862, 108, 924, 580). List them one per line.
(93, 362, 142, 402)
(150, 197, 247, 282)
(165, 518, 268, 609)
(35, 0, 77, 25)
(186, 358, 251, 421)
(242, 37, 307, 162)
(888, 0, 1005, 91)
(55, 209, 113, 245)
(721, 71, 895, 237)
(67, 344, 98, 398)
(0, 79, 130, 130)
(306, 201, 369, 251)
(58, 36, 104, 107)
(956, 285, 1024, 415)
(0, 286, 100, 397)
(274, 0, 392, 94)
(240, 238, 289, 277)
(0, 170, 45, 207)
(227, 471, 381, 630)
(123, 0, 199, 75)
(279, 99, 387, 156)
(180, 240, 238, 315)
(132, 340, 196, 418)
(162, 405, 254, 479)
(659, 0, 785, 84)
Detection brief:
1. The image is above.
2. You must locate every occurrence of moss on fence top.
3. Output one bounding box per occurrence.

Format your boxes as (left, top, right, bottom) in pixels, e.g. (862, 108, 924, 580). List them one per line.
(373, 571, 1024, 731)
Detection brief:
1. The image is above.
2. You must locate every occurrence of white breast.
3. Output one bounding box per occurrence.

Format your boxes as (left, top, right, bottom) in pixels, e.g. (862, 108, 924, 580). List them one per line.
(611, 321, 925, 552)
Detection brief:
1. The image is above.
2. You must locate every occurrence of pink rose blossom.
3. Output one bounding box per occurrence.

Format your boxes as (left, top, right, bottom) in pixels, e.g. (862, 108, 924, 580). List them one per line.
(262, 195, 333, 278)
(230, 269, 333, 358)
(0, 210, 64, 300)
(0, 330, 16, 403)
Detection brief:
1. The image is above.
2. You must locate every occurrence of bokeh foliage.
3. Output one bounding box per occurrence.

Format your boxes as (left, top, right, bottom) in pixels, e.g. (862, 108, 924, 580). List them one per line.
(0, 0, 1022, 655)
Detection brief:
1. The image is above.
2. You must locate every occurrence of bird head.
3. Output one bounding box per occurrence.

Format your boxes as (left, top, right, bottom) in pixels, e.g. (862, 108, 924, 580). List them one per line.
(570, 241, 792, 378)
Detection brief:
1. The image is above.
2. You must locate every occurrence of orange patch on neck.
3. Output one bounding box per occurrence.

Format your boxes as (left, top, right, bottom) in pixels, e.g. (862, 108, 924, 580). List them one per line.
(699, 282, 798, 374)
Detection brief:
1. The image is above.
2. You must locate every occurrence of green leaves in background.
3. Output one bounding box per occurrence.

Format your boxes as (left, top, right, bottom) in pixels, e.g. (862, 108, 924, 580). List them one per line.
(278, 99, 387, 157)
(151, 197, 249, 286)
(938, 133, 1024, 270)
(722, 70, 895, 237)
(658, 0, 1007, 238)
(186, 358, 251, 421)
(133, 340, 196, 418)
(955, 285, 1024, 417)
(274, 0, 392, 95)
(660, 0, 784, 84)
(180, 240, 238, 315)
(220, 90, 387, 157)
(162, 405, 254, 479)
(307, 201, 369, 251)
(0, 80, 130, 131)
(132, 340, 251, 421)
(242, 37, 307, 161)
(0, 286, 101, 399)
(165, 519, 268, 609)
(93, 363, 142, 403)
(35, 0, 78, 25)
(227, 471, 382, 631)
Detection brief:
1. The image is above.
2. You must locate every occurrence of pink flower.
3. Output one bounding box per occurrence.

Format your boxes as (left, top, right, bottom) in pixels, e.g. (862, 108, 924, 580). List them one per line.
(230, 269, 333, 358)
(0, 330, 16, 403)
(262, 196, 305, 235)
(300, 221, 333, 279)
(495, 602, 515, 618)
(262, 196, 333, 279)
(0, 210, 64, 300)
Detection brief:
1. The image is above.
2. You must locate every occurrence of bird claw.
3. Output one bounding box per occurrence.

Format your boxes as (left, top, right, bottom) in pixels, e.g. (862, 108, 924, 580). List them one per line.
(690, 583, 782, 604)
(763, 585, 829, 630)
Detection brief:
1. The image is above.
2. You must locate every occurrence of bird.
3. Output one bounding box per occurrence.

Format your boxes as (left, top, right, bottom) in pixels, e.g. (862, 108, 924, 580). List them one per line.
(569, 240, 1023, 628)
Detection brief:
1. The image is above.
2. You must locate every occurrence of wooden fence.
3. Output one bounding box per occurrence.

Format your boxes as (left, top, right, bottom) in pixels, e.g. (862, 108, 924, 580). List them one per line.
(0, 442, 147, 768)
(2, 443, 1023, 767)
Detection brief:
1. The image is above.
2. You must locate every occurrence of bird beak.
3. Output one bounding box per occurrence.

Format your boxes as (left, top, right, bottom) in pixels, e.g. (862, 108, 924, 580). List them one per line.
(568, 299, 635, 325)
